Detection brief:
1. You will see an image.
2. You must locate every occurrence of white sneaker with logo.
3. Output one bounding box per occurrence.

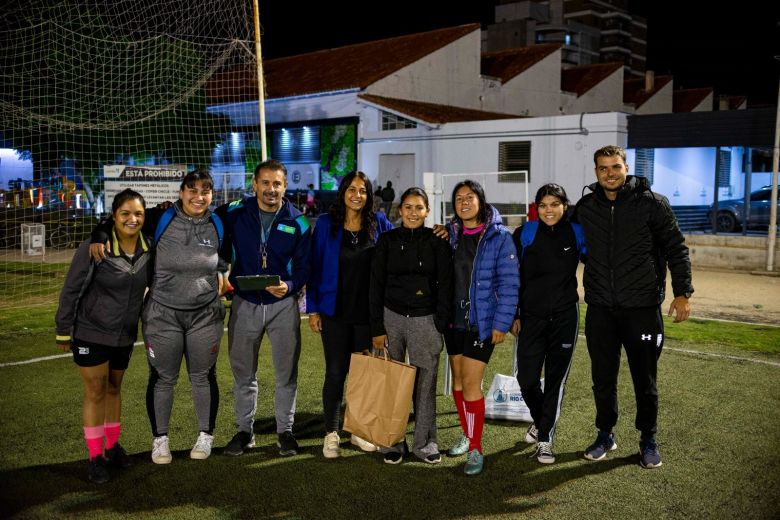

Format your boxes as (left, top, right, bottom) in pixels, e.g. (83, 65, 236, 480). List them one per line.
(322, 431, 341, 459)
(152, 435, 172, 464)
(350, 434, 377, 452)
(190, 432, 214, 460)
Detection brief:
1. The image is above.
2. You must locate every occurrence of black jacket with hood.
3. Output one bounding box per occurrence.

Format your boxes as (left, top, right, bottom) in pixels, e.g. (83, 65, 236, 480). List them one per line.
(574, 175, 693, 308)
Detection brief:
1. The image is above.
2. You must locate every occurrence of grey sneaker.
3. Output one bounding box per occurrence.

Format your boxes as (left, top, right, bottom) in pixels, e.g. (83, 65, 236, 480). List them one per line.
(639, 438, 662, 469)
(525, 423, 539, 444)
(447, 435, 469, 457)
(224, 431, 255, 456)
(464, 449, 484, 476)
(535, 441, 555, 464)
(584, 431, 617, 461)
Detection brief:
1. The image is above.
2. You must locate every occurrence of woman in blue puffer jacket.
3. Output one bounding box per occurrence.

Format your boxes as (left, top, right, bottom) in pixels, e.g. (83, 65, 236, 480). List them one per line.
(444, 179, 519, 476)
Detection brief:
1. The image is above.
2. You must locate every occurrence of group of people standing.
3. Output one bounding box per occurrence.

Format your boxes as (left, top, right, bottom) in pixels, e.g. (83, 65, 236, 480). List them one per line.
(56, 145, 693, 484)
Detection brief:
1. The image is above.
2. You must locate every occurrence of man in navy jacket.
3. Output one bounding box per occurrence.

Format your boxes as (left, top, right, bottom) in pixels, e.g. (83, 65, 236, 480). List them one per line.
(216, 159, 312, 457)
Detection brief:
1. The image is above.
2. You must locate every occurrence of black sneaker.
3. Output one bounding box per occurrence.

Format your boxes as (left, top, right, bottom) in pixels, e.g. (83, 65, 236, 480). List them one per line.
(424, 452, 442, 464)
(88, 456, 110, 484)
(105, 443, 133, 469)
(639, 438, 663, 469)
(584, 430, 617, 461)
(277, 431, 298, 456)
(384, 452, 403, 465)
(223, 431, 255, 456)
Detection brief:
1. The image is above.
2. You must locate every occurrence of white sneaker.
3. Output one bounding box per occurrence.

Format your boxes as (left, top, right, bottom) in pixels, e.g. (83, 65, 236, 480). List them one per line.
(152, 435, 172, 464)
(350, 434, 377, 452)
(322, 431, 341, 459)
(190, 432, 214, 460)
(525, 423, 539, 444)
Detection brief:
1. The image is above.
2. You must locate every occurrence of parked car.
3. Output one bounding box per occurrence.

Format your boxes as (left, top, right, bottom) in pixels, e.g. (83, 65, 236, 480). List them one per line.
(708, 186, 779, 232)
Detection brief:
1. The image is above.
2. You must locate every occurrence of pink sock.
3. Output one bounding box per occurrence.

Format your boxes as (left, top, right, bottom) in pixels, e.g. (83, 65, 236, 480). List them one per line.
(464, 398, 486, 454)
(84, 425, 104, 460)
(104, 422, 121, 450)
(453, 390, 468, 435)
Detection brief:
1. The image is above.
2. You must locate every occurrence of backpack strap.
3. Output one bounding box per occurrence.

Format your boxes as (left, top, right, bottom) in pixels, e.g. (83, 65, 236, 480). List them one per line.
(153, 206, 224, 248)
(153, 207, 177, 244)
(518, 220, 539, 263)
(210, 211, 224, 248)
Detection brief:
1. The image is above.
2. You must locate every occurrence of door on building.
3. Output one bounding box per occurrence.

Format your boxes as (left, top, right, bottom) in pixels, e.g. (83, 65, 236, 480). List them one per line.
(378, 154, 415, 199)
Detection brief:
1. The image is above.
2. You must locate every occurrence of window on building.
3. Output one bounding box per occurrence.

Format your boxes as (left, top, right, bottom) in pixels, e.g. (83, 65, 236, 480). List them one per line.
(272, 126, 320, 163)
(381, 111, 417, 130)
(717, 149, 731, 188)
(633, 148, 655, 185)
(498, 141, 531, 182)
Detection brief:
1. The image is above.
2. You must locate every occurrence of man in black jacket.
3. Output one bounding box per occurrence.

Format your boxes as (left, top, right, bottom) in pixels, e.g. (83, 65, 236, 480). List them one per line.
(574, 145, 693, 469)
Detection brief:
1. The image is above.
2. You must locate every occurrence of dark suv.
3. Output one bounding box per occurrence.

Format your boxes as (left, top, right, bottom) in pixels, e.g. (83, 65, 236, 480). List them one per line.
(708, 186, 779, 232)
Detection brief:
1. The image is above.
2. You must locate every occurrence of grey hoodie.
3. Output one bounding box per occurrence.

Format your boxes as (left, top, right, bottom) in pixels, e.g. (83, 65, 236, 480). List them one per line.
(149, 201, 227, 310)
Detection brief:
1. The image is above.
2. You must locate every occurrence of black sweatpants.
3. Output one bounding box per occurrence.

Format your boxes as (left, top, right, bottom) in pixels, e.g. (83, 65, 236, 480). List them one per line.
(585, 305, 664, 438)
(516, 303, 579, 443)
(320, 314, 372, 433)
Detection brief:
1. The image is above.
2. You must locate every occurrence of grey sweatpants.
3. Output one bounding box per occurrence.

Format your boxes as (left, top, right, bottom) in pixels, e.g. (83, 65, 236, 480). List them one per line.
(380, 308, 443, 459)
(142, 297, 225, 437)
(228, 295, 301, 434)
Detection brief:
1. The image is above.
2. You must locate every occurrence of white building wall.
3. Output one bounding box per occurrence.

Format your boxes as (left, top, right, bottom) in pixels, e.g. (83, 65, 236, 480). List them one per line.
(691, 92, 714, 112)
(562, 71, 626, 114)
(494, 51, 564, 116)
(635, 80, 674, 115)
(359, 110, 628, 206)
(366, 31, 483, 109)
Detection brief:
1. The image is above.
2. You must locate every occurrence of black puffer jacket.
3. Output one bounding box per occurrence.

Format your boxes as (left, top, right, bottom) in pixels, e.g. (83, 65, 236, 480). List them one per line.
(369, 226, 453, 337)
(574, 176, 693, 308)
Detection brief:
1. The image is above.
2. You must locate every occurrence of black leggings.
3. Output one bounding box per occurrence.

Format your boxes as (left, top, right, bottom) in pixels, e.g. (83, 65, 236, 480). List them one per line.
(320, 314, 372, 433)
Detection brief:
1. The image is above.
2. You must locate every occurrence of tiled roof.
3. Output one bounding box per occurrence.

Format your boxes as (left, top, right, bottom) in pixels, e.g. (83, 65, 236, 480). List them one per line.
(358, 94, 520, 124)
(561, 62, 623, 96)
(673, 88, 713, 112)
(623, 75, 673, 108)
(207, 24, 480, 104)
(481, 44, 562, 83)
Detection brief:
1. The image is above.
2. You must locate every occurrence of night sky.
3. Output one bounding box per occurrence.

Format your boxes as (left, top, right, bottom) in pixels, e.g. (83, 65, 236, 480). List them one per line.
(256, 1, 779, 107)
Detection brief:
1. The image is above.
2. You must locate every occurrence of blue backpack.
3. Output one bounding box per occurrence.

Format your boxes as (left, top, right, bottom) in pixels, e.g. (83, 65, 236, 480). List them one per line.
(153, 206, 224, 247)
(519, 220, 585, 262)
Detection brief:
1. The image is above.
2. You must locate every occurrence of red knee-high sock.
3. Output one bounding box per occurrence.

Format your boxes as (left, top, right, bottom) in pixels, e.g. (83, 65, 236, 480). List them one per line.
(84, 425, 104, 460)
(104, 422, 121, 450)
(453, 390, 468, 435)
(464, 398, 485, 454)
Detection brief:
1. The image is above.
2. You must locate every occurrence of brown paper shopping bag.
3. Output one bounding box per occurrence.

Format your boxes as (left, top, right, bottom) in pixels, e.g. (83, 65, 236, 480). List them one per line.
(343, 351, 417, 448)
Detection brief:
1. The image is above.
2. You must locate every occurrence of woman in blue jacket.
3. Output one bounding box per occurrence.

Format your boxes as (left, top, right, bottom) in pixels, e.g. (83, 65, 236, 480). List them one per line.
(307, 170, 393, 458)
(56, 189, 153, 484)
(444, 180, 519, 476)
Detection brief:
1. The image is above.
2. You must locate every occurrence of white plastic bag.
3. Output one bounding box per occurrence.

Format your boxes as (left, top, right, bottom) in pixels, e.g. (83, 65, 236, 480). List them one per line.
(484, 373, 543, 422)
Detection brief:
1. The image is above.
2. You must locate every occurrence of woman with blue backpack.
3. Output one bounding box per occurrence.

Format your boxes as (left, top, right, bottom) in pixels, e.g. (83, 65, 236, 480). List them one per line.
(90, 170, 228, 465)
(511, 183, 586, 464)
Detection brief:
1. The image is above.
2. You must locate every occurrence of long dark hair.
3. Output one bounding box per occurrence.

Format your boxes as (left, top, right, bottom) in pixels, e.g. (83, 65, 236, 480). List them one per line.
(329, 171, 377, 240)
(180, 169, 214, 191)
(451, 179, 488, 225)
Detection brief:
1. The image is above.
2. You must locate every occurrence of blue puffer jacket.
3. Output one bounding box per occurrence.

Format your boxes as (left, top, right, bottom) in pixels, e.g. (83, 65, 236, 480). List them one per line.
(447, 205, 519, 341)
(307, 211, 393, 317)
